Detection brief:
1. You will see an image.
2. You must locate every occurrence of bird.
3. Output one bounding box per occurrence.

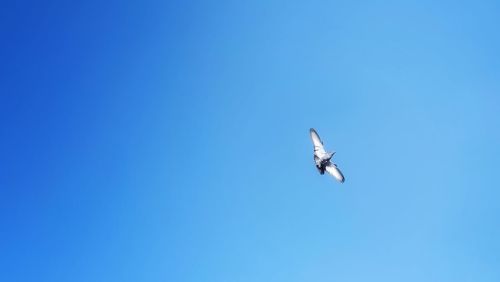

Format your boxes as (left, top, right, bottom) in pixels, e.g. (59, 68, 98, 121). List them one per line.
(309, 128, 345, 183)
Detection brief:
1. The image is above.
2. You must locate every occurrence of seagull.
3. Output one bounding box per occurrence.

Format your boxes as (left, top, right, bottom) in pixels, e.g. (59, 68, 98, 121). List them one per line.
(309, 128, 345, 183)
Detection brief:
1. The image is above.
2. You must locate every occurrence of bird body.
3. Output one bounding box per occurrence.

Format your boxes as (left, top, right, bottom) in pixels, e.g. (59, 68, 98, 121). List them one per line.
(309, 128, 345, 183)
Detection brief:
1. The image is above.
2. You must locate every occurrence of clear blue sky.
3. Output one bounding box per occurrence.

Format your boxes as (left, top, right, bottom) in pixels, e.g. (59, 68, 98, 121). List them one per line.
(1, 0, 500, 281)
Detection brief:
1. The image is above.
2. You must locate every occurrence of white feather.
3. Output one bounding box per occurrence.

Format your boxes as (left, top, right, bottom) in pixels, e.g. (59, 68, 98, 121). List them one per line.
(325, 164, 345, 183)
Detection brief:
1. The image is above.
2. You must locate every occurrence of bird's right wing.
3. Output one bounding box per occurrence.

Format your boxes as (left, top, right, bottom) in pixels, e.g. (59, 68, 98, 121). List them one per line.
(310, 128, 327, 157)
(325, 163, 345, 183)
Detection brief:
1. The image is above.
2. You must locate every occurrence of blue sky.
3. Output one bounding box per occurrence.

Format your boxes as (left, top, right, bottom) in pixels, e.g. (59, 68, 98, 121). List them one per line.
(1, 0, 500, 281)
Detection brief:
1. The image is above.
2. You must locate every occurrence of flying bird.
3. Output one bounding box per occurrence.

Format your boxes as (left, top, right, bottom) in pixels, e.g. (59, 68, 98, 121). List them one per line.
(310, 128, 345, 183)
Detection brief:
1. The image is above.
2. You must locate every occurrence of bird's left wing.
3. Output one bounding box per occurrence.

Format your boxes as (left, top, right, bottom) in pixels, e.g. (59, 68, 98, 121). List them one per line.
(325, 163, 345, 183)
(310, 128, 327, 157)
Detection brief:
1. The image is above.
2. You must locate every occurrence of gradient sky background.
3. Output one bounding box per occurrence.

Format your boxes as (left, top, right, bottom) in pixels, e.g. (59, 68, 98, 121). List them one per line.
(1, 0, 500, 281)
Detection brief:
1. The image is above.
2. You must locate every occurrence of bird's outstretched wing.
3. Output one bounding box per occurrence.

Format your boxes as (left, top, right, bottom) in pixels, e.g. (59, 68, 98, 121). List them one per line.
(325, 163, 345, 183)
(310, 128, 327, 157)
